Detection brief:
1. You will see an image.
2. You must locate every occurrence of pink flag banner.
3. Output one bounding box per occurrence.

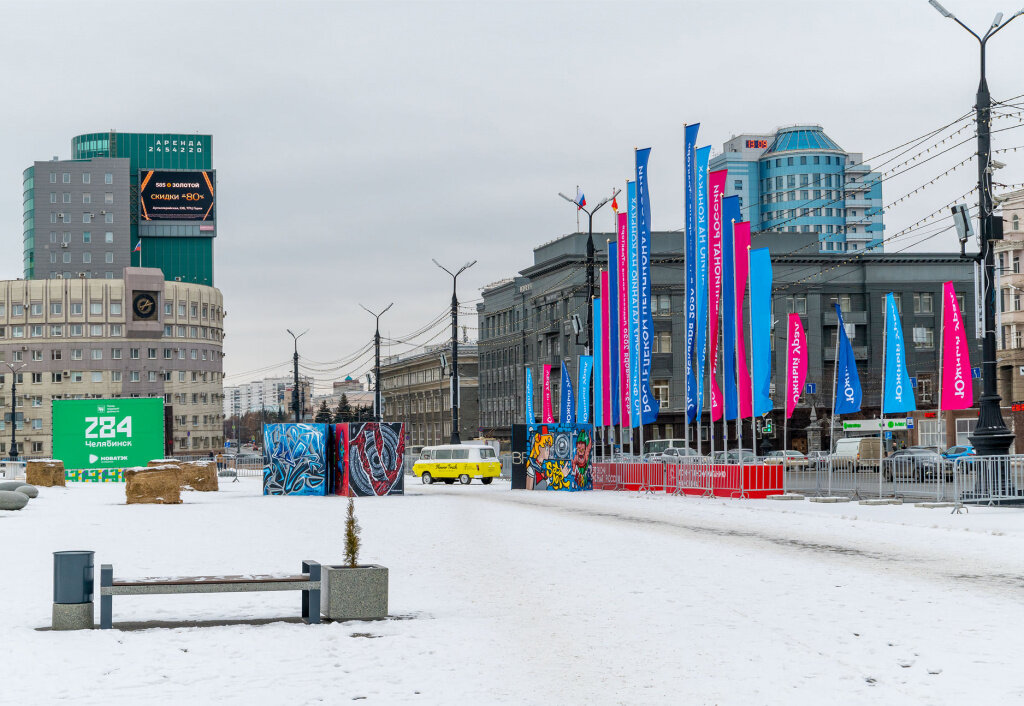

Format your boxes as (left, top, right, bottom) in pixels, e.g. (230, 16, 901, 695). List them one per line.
(941, 281, 973, 409)
(542, 364, 553, 423)
(734, 221, 752, 418)
(786, 314, 807, 418)
(617, 212, 632, 428)
(601, 269, 613, 419)
(708, 169, 727, 421)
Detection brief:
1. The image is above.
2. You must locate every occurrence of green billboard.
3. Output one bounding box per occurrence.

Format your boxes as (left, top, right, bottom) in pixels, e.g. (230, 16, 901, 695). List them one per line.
(52, 398, 165, 469)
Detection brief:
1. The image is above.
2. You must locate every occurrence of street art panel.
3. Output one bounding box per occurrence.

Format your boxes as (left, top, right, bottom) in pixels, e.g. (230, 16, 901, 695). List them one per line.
(343, 422, 405, 496)
(262, 423, 328, 496)
(525, 423, 593, 491)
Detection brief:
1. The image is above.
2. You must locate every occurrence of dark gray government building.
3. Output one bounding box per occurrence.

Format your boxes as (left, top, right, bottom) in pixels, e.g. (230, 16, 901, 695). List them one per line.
(477, 231, 983, 451)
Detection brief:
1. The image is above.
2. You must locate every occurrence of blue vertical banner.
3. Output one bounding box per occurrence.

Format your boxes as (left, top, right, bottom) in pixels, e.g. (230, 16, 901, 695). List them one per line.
(592, 299, 603, 427)
(525, 365, 534, 423)
(693, 145, 711, 419)
(721, 195, 741, 420)
(748, 247, 773, 416)
(684, 124, 700, 424)
(608, 241, 620, 426)
(577, 356, 594, 424)
(635, 147, 659, 425)
(834, 304, 863, 414)
(627, 180, 641, 428)
(883, 293, 916, 414)
(560, 360, 575, 424)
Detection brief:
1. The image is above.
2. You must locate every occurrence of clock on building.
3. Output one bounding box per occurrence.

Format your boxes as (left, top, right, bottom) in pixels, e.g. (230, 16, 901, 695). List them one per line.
(132, 292, 158, 320)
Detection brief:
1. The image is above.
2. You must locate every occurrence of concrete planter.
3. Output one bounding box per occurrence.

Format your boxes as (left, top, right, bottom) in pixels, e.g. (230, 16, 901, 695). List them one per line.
(321, 564, 388, 621)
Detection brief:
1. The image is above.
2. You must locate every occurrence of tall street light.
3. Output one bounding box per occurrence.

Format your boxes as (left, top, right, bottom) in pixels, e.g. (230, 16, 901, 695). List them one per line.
(4, 360, 26, 460)
(286, 328, 308, 423)
(929, 0, 1024, 455)
(360, 302, 394, 422)
(433, 259, 476, 444)
(558, 189, 620, 356)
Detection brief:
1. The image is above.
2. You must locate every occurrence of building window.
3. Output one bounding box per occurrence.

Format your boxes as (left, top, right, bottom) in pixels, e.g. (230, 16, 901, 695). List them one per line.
(111, 371, 122, 382)
(653, 331, 673, 354)
(110, 301, 122, 316)
(148, 348, 157, 359)
(104, 173, 113, 184)
(913, 292, 934, 314)
(130, 348, 139, 359)
(63, 173, 71, 183)
(70, 302, 82, 315)
(653, 379, 670, 407)
(104, 213, 113, 224)
(49, 173, 57, 184)
(91, 349, 103, 360)
(786, 296, 807, 314)
(50, 325, 62, 336)
(1014, 214, 1020, 231)
(71, 372, 83, 383)
(110, 324, 122, 336)
(91, 372, 103, 383)
(129, 371, 140, 382)
(70, 324, 83, 336)
(111, 348, 121, 359)
(105, 252, 113, 263)
(104, 231, 113, 243)
(82, 213, 92, 223)
(913, 326, 935, 350)
(82, 252, 91, 264)
(89, 302, 102, 315)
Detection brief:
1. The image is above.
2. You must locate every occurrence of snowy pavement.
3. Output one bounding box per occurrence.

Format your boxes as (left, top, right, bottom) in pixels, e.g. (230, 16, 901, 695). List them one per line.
(3, 479, 1024, 704)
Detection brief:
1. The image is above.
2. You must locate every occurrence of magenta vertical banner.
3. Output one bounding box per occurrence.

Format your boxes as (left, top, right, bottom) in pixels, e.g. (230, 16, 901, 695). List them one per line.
(708, 169, 727, 421)
(941, 281, 973, 409)
(601, 269, 613, 419)
(734, 221, 752, 418)
(786, 314, 807, 418)
(616, 212, 632, 428)
(542, 364, 553, 423)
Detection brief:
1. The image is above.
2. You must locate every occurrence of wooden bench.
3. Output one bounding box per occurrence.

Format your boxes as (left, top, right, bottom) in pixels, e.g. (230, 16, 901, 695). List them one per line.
(99, 561, 321, 629)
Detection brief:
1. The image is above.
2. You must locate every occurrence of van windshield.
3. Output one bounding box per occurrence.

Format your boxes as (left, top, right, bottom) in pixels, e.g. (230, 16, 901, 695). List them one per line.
(479, 447, 496, 459)
(452, 448, 470, 460)
(434, 449, 453, 460)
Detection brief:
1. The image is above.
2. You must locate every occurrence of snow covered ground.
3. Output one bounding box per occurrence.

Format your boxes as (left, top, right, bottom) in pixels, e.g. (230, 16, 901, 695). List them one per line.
(3, 479, 1024, 705)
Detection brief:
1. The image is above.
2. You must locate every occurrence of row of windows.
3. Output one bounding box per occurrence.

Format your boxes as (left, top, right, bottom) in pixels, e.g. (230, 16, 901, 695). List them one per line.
(50, 231, 115, 244)
(4, 347, 219, 364)
(761, 155, 845, 172)
(49, 212, 114, 224)
(479, 294, 674, 341)
(5, 370, 209, 384)
(48, 192, 114, 205)
(765, 190, 845, 204)
(47, 172, 114, 185)
(49, 252, 116, 264)
(0, 320, 221, 342)
(0, 301, 222, 324)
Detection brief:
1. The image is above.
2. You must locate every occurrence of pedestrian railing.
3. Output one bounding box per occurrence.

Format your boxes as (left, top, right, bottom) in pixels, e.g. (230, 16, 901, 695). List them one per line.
(591, 460, 782, 498)
(953, 455, 1024, 506)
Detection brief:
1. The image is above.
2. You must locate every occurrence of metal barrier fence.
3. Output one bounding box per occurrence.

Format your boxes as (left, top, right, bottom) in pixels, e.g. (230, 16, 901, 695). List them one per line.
(591, 461, 783, 498)
(782, 455, 976, 502)
(953, 455, 1024, 506)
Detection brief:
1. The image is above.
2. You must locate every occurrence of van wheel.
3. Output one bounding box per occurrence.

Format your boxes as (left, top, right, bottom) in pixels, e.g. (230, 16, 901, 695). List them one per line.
(444, 478, 455, 485)
(459, 474, 471, 485)
(481, 477, 493, 485)
(421, 472, 433, 485)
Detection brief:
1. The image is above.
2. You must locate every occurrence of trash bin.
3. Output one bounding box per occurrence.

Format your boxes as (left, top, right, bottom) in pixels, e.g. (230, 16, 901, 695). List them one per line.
(52, 550, 95, 630)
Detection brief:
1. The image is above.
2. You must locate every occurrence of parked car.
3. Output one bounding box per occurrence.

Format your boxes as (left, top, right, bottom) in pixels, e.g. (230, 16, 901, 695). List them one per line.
(942, 444, 976, 460)
(764, 450, 809, 467)
(655, 447, 704, 462)
(711, 449, 759, 463)
(413, 444, 502, 485)
(883, 447, 951, 482)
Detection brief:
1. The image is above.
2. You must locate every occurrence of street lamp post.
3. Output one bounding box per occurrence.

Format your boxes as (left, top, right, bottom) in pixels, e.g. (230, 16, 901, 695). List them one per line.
(432, 259, 476, 444)
(286, 328, 308, 423)
(360, 303, 394, 423)
(929, 0, 1024, 456)
(4, 361, 26, 461)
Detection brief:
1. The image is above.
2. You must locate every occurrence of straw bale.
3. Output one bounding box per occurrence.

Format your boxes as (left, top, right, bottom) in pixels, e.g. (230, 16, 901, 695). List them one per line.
(124, 465, 182, 504)
(26, 459, 65, 487)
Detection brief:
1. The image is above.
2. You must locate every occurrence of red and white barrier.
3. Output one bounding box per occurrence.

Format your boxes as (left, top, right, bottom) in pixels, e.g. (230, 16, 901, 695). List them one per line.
(592, 461, 783, 498)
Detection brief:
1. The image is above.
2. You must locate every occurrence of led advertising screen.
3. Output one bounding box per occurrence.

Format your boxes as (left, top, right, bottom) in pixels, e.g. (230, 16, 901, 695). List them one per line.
(52, 398, 165, 469)
(139, 169, 215, 221)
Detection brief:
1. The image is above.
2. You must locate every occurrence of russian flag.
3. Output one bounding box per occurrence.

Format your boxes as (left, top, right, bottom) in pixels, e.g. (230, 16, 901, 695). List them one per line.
(133, 240, 142, 252)
(575, 188, 586, 210)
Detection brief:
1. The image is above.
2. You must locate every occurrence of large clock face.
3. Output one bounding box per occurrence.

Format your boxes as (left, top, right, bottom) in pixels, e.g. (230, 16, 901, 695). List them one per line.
(132, 292, 157, 320)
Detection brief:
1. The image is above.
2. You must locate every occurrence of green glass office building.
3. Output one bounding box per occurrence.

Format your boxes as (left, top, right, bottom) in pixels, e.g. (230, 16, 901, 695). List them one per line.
(24, 131, 216, 285)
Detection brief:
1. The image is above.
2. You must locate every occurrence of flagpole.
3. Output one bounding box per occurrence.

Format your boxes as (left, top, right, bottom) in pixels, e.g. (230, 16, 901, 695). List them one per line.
(880, 295, 888, 499)
(829, 306, 840, 497)
(748, 245, 755, 472)
(708, 231, 715, 465)
(937, 292, 945, 456)
(735, 221, 742, 474)
(784, 315, 790, 458)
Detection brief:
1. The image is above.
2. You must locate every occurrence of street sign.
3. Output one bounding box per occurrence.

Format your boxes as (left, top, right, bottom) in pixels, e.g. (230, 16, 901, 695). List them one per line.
(842, 418, 909, 431)
(909, 376, 918, 388)
(805, 383, 816, 394)
(972, 367, 981, 379)
(52, 398, 164, 470)
(886, 432, 893, 439)
(906, 417, 915, 430)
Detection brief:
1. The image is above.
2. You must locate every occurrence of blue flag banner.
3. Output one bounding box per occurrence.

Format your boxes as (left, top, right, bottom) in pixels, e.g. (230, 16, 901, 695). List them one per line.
(883, 293, 916, 414)
(684, 124, 700, 424)
(693, 145, 711, 420)
(721, 195, 740, 420)
(577, 356, 594, 424)
(560, 360, 575, 425)
(748, 247, 773, 416)
(608, 242, 620, 426)
(834, 304, 862, 414)
(525, 365, 534, 423)
(635, 147, 659, 425)
(627, 180, 641, 428)
(593, 299, 603, 427)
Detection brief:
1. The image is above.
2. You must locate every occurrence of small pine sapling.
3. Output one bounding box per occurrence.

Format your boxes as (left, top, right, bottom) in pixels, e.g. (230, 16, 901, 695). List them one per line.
(344, 496, 361, 568)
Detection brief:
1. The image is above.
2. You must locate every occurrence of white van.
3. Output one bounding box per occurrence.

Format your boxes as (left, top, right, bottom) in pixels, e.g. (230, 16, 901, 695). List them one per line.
(412, 444, 502, 485)
(833, 437, 882, 472)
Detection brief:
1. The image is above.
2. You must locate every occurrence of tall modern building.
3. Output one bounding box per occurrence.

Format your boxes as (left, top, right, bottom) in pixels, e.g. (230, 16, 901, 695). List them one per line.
(24, 132, 215, 284)
(709, 125, 884, 253)
(223, 375, 314, 419)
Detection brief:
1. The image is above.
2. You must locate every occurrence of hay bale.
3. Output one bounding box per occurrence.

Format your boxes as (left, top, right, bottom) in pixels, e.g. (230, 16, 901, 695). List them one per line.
(148, 459, 186, 487)
(26, 459, 65, 487)
(181, 460, 218, 492)
(124, 465, 182, 504)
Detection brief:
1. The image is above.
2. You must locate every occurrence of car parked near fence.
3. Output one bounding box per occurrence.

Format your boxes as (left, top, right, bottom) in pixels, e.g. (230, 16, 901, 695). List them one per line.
(655, 447, 704, 462)
(942, 444, 975, 460)
(763, 450, 809, 467)
(883, 447, 952, 482)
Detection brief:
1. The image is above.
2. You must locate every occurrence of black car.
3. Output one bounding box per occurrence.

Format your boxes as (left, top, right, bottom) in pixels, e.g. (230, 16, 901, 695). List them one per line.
(883, 447, 951, 482)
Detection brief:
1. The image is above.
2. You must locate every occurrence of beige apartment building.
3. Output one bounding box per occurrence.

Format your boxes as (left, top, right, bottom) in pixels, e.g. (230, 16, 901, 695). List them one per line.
(0, 267, 224, 458)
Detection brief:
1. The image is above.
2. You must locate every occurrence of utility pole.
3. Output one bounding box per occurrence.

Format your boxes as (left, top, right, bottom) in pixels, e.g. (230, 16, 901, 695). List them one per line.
(930, 0, 1023, 455)
(433, 259, 476, 444)
(4, 361, 26, 460)
(360, 303, 393, 423)
(286, 328, 308, 423)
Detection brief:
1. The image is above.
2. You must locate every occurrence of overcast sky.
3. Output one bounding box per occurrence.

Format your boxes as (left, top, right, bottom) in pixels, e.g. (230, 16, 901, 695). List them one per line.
(2, 0, 1023, 392)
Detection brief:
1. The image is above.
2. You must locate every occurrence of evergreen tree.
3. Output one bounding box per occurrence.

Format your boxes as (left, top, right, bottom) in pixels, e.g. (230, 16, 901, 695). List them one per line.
(314, 399, 333, 423)
(334, 393, 353, 423)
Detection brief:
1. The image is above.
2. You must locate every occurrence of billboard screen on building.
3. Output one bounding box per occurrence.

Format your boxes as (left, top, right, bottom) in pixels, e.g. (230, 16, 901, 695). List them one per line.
(139, 169, 215, 221)
(52, 398, 165, 469)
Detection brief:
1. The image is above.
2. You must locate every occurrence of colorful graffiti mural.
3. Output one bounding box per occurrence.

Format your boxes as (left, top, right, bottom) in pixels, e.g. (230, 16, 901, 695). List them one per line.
(343, 422, 405, 496)
(525, 423, 593, 491)
(263, 423, 328, 496)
